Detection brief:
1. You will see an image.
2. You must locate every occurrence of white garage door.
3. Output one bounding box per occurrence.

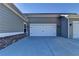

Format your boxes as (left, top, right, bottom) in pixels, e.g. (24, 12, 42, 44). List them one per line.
(30, 24, 56, 36)
(73, 21, 79, 38)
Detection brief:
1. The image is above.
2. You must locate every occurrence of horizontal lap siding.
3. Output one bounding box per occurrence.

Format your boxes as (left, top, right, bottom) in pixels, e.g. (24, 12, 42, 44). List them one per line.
(0, 4, 24, 33)
(69, 18, 79, 38)
(28, 17, 58, 23)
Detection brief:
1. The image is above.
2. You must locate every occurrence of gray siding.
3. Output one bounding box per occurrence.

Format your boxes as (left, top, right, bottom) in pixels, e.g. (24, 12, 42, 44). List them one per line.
(69, 18, 79, 21)
(0, 4, 24, 33)
(68, 19, 73, 38)
(28, 17, 58, 23)
(57, 17, 61, 36)
(6, 3, 23, 16)
(61, 16, 68, 38)
(68, 18, 79, 38)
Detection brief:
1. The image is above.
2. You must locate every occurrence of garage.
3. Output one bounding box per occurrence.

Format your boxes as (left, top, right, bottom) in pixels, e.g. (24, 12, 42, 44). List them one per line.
(73, 21, 79, 38)
(30, 24, 57, 36)
(24, 14, 60, 37)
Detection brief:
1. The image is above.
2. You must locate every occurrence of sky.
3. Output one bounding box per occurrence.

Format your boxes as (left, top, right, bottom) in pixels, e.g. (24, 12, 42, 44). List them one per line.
(14, 3, 79, 14)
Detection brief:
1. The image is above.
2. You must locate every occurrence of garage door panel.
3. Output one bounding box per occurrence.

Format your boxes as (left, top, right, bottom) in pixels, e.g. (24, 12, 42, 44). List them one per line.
(73, 21, 79, 38)
(30, 24, 56, 36)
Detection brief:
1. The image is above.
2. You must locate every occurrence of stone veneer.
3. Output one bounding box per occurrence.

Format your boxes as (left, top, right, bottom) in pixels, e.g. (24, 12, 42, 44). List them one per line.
(0, 34, 26, 49)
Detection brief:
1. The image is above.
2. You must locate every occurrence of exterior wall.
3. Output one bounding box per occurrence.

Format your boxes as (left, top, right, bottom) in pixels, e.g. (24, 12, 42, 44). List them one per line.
(26, 14, 60, 17)
(26, 17, 59, 36)
(57, 17, 61, 36)
(28, 17, 58, 23)
(0, 33, 26, 49)
(0, 4, 24, 33)
(60, 16, 68, 38)
(68, 18, 79, 38)
(0, 4, 26, 49)
(68, 19, 73, 38)
(6, 3, 23, 17)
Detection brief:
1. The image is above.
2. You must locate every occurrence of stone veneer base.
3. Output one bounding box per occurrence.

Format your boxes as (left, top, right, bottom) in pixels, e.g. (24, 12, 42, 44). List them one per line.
(0, 34, 26, 49)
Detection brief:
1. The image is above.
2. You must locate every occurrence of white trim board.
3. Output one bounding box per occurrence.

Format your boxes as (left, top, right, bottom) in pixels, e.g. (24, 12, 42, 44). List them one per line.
(0, 32, 24, 37)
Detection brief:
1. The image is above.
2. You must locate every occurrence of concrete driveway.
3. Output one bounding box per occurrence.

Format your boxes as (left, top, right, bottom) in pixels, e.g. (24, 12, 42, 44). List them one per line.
(0, 36, 79, 56)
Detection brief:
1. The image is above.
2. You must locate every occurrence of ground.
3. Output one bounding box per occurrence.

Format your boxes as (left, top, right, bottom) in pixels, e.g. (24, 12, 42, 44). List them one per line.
(0, 36, 79, 56)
